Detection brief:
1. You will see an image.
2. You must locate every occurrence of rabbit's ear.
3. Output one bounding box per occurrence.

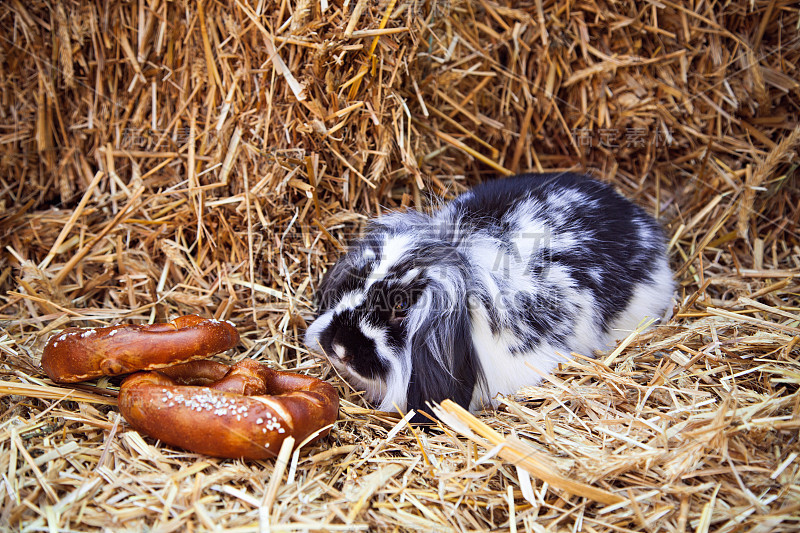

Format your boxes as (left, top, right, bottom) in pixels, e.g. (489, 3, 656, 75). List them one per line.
(405, 293, 481, 423)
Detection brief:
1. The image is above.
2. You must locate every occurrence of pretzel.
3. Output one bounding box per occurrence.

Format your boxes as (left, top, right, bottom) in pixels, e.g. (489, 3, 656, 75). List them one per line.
(41, 315, 239, 383)
(117, 359, 339, 459)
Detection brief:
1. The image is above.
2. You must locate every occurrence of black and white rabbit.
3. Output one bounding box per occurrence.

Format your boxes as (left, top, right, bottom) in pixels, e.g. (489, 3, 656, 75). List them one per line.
(305, 173, 673, 417)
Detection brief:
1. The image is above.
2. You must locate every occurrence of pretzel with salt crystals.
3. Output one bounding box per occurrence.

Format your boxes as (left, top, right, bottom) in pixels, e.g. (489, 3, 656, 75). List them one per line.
(118, 359, 339, 459)
(41, 315, 239, 383)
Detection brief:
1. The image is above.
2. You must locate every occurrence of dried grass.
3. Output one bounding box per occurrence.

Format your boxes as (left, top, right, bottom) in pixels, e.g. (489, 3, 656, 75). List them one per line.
(1, 0, 799, 531)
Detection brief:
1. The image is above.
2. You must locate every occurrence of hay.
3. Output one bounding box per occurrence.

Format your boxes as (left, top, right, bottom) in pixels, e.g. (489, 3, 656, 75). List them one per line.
(1, 0, 799, 530)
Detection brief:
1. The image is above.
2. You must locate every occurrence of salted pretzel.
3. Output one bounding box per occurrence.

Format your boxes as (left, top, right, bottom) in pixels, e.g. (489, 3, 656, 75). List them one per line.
(118, 359, 339, 459)
(41, 315, 239, 383)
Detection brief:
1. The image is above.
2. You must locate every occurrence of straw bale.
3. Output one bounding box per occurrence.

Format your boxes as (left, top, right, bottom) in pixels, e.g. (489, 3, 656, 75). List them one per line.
(1, 0, 799, 531)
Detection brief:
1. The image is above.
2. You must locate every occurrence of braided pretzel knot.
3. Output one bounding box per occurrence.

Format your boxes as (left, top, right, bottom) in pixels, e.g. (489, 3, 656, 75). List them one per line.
(41, 315, 239, 383)
(118, 359, 339, 459)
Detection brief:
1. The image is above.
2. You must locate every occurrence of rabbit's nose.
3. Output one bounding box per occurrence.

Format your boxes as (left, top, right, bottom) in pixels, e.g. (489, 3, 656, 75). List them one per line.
(332, 343, 352, 364)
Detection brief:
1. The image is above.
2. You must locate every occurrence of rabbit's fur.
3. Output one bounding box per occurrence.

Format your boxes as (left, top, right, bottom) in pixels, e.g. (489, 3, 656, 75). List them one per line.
(305, 173, 673, 417)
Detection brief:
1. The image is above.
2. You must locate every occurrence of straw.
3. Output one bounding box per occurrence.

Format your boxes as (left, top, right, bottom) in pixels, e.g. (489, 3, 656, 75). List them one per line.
(1, 1, 799, 531)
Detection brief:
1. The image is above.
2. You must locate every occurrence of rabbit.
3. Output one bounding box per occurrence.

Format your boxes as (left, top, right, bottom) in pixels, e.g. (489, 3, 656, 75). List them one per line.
(305, 173, 673, 418)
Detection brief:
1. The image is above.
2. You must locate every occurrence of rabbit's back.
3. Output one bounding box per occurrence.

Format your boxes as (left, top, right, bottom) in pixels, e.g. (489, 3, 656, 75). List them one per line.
(430, 174, 672, 406)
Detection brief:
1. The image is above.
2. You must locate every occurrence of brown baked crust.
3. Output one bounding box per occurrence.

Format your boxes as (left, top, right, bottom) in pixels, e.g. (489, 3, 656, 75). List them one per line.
(117, 359, 339, 459)
(41, 315, 240, 383)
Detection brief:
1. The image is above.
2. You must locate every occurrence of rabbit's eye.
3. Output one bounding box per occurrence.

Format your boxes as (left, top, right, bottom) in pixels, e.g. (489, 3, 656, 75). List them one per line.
(393, 298, 409, 316)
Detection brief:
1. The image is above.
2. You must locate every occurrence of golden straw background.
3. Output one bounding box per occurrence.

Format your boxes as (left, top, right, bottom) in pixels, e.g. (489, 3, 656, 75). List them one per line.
(1, 1, 799, 531)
